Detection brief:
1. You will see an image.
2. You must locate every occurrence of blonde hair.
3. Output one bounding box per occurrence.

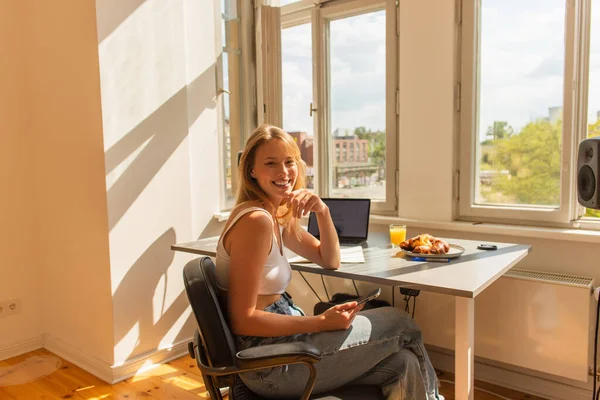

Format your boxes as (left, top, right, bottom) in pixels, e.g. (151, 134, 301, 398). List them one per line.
(236, 124, 307, 240)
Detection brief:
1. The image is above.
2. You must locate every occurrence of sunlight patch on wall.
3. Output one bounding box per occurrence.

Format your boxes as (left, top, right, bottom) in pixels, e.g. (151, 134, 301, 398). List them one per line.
(152, 273, 167, 325)
(105, 135, 152, 190)
(158, 304, 192, 349)
(98, 0, 186, 153)
(114, 321, 140, 365)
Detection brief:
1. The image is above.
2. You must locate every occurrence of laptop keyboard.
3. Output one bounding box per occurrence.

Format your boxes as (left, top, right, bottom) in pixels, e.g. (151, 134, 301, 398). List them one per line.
(341, 238, 366, 246)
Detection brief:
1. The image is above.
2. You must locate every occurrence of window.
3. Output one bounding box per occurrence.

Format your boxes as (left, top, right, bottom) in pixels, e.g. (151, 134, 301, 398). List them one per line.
(458, 0, 595, 225)
(282, 22, 315, 189)
(216, 0, 256, 210)
(281, 0, 398, 213)
(216, 0, 244, 209)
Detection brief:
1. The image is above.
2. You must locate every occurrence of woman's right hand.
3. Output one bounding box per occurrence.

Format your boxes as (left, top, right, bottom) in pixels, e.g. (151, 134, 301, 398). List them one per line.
(318, 302, 363, 331)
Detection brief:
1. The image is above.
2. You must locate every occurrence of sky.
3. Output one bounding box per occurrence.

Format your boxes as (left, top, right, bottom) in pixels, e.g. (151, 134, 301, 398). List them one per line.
(279, 0, 600, 141)
(281, 11, 386, 137)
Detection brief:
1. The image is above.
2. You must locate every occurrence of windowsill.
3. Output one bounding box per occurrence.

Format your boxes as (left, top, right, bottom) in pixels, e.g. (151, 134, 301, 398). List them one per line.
(213, 211, 231, 222)
(215, 211, 600, 244)
(370, 215, 600, 245)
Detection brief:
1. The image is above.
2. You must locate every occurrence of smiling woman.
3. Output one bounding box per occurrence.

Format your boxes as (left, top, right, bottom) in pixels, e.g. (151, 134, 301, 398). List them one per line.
(235, 124, 307, 241)
(212, 124, 442, 399)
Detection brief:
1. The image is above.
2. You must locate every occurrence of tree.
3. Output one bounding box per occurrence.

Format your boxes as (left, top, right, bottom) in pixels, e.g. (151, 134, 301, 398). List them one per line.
(488, 119, 561, 206)
(370, 131, 386, 167)
(484, 121, 515, 177)
(486, 121, 514, 141)
(588, 120, 600, 138)
(353, 126, 370, 139)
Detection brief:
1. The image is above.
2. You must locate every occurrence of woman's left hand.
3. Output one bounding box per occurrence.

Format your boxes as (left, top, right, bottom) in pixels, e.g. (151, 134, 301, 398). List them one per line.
(287, 189, 327, 219)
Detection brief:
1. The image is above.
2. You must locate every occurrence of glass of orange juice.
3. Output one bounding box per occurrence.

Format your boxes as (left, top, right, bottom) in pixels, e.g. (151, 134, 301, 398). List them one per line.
(389, 224, 407, 247)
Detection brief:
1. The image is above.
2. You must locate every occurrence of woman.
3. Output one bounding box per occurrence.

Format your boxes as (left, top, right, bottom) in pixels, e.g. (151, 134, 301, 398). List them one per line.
(215, 124, 440, 399)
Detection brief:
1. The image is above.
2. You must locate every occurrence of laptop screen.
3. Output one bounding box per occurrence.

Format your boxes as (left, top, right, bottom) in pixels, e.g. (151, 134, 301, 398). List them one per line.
(307, 198, 371, 240)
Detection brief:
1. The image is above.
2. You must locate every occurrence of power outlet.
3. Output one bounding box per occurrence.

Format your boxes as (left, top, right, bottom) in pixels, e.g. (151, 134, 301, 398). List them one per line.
(0, 299, 21, 318)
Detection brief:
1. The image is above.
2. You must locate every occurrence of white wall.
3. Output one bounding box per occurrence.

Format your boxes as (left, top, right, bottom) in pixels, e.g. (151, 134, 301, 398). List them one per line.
(25, 0, 115, 365)
(398, 0, 455, 222)
(1, 0, 222, 376)
(0, 0, 115, 365)
(96, 0, 221, 365)
(0, 0, 43, 356)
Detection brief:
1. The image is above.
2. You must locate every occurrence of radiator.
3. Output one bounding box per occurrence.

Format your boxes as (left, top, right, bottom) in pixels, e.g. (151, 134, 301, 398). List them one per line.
(415, 269, 595, 382)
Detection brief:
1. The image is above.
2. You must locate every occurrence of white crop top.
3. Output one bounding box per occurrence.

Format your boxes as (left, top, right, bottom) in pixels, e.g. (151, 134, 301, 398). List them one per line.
(215, 207, 292, 295)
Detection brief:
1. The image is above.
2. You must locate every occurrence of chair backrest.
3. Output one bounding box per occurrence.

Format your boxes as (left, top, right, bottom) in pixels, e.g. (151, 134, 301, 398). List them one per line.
(183, 257, 237, 368)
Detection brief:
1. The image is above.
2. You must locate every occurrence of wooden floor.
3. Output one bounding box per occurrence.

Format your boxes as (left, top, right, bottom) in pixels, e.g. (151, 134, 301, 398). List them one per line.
(0, 349, 547, 399)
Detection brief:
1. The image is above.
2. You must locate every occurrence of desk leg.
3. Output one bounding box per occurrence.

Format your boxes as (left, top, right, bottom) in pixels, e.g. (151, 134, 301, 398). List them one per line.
(455, 297, 474, 400)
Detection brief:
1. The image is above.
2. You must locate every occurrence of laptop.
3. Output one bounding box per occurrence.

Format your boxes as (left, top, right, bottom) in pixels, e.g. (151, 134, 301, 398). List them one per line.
(307, 198, 371, 246)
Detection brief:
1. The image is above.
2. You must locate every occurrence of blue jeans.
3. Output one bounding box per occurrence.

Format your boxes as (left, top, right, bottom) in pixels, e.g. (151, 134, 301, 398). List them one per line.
(237, 294, 440, 400)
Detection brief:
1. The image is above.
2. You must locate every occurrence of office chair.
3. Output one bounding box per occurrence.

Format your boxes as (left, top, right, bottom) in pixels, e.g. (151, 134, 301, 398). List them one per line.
(183, 256, 384, 400)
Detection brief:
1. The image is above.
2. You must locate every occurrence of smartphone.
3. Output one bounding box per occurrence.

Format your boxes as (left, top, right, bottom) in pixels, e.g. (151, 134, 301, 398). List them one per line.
(354, 288, 381, 307)
(477, 244, 498, 250)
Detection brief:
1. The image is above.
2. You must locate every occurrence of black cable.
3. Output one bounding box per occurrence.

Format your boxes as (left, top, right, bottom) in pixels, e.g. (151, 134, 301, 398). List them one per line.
(321, 275, 330, 301)
(594, 296, 600, 400)
(404, 295, 410, 313)
(392, 286, 395, 307)
(352, 280, 360, 296)
(298, 271, 323, 302)
(412, 296, 416, 318)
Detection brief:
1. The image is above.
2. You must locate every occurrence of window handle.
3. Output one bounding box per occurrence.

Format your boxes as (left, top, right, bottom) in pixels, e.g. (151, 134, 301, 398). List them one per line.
(309, 102, 317, 117)
(219, 88, 230, 95)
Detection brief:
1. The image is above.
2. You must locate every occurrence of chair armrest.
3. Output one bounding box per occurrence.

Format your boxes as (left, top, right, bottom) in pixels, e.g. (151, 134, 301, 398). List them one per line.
(236, 342, 322, 370)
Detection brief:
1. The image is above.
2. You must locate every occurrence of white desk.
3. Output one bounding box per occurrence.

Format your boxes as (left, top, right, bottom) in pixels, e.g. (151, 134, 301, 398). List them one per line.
(172, 234, 530, 400)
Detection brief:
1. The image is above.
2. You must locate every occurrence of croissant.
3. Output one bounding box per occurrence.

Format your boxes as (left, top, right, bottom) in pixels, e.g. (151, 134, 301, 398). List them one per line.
(430, 240, 449, 254)
(412, 245, 431, 254)
(400, 234, 449, 254)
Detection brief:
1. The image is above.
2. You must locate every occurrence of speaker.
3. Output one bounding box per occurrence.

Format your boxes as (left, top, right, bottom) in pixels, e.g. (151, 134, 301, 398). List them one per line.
(577, 137, 600, 209)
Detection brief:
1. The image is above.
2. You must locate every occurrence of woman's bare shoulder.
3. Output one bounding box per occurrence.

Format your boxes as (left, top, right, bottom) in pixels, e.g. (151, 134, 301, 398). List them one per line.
(230, 201, 268, 218)
(226, 202, 272, 232)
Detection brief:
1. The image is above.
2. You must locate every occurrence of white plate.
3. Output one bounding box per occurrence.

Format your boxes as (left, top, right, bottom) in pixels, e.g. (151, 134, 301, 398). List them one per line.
(401, 244, 465, 259)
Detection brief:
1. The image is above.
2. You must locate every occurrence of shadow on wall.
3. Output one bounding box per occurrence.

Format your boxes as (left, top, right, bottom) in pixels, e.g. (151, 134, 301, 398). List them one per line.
(198, 217, 226, 239)
(95, 0, 147, 44)
(105, 62, 217, 361)
(112, 228, 193, 362)
(102, 47, 217, 362)
(104, 63, 216, 232)
(95, 0, 221, 366)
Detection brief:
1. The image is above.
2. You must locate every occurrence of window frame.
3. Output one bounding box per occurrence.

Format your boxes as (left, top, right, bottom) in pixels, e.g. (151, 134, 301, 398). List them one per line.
(457, 0, 588, 226)
(281, 0, 399, 214)
(216, 0, 257, 211)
